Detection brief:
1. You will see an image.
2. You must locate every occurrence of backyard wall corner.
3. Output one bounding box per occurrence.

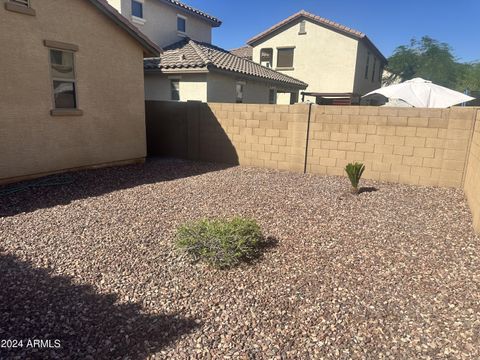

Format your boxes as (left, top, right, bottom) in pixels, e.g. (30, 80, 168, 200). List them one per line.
(464, 109, 480, 233)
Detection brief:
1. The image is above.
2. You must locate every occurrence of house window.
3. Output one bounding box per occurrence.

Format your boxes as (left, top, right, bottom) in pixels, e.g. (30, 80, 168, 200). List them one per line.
(177, 15, 186, 33)
(50, 49, 77, 109)
(131, 0, 143, 18)
(299, 20, 306, 34)
(236, 81, 245, 103)
(277, 48, 294, 68)
(372, 57, 377, 82)
(10, 0, 29, 7)
(379, 65, 383, 82)
(364, 52, 370, 79)
(5, 0, 35, 15)
(290, 92, 299, 105)
(269, 88, 277, 104)
(170, 80, 180, 101)
(260, 48, 273, 68)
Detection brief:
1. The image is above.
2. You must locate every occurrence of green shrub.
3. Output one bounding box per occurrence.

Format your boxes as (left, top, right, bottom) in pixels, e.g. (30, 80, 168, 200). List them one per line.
(175, 217, 264, 269)
(345, 162, 365, 194)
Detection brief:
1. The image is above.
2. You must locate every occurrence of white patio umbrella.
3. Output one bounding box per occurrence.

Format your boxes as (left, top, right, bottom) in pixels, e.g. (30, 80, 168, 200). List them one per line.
(364, 78, 475, 108)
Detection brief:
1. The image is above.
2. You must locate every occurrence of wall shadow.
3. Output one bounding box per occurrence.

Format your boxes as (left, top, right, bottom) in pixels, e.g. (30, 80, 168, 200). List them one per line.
(0, 252, 198, 359)
(0, 158, 231, 217)
(146, 101, 239, 165)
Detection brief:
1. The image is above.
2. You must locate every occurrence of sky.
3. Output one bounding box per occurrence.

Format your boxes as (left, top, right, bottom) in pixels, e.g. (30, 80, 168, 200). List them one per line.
(184, 0, 480, 63)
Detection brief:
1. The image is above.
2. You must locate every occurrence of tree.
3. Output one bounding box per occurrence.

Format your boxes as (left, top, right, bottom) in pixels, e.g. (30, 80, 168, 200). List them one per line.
(386, 36, 480, 92)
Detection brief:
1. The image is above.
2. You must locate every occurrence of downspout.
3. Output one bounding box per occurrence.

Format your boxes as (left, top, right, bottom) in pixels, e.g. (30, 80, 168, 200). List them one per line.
(303, 103, 313, 174)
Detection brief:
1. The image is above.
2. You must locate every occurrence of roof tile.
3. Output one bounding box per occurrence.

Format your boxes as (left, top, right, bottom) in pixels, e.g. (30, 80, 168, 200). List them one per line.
(145, 39, 307, 88)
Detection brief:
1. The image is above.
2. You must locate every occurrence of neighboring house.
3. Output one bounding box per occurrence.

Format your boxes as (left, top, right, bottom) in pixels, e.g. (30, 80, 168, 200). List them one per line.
(108, 0, 307, 103)
(144, 38, 307, 103)
(107, 0, 222, 47)
(246, 10, 387, 104)
(0, 0, 160, 184)
(230, 45, 253, 61)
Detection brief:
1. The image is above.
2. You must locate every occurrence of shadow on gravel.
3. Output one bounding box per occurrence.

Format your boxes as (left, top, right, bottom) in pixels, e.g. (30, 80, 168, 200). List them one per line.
(0, 158, 233, 217)
(358, 187, 379, 194)
(0, 253, 198, 359)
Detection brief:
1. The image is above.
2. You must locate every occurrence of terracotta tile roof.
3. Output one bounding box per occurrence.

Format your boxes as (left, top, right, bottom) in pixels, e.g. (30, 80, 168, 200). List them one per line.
(160, 0, 221, 26)
(145, 39, 308, 88)
(247, 10, 386, 63)
(88, 0, 161, 57)
(230, 45, 253, 60)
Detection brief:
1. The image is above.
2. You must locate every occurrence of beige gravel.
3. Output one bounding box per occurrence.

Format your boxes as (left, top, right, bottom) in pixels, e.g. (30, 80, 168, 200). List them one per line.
(1, 159, 479, 359)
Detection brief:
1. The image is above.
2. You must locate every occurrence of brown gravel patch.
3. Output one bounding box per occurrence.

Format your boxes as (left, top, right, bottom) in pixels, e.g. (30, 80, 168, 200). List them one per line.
(1, 159, 479, 359)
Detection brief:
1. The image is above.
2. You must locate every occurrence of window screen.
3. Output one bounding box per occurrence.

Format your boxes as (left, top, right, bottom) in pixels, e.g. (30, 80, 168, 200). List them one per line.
(277, 48, 294, 68)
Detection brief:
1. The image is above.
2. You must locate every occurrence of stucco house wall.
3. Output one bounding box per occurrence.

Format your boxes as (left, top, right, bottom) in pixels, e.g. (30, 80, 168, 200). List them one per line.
(250, 15, 384, 97)
(145, 72, 208, 101)
(353, 41, 383, 95)
(0, 0, 149, 183)
(207, 72, 272, 104)
(108, 0, 213, 47)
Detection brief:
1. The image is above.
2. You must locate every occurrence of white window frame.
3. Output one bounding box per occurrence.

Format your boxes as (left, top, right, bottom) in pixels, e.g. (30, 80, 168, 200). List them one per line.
(48, 48, 79, 111)
(177, 14, 187, 35)
(131, 0, 146, 25)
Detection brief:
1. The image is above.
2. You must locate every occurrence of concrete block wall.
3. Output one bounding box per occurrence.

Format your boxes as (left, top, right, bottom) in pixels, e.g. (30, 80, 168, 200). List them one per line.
(208, 103, 309, 172)
(307, 106, 476, 187)
(464, 110, 480, 232)
(146, 102, 479, 233)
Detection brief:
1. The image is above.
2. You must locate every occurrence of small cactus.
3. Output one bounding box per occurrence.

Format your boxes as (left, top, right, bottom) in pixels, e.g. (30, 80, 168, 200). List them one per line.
(345, 162, 365, 194)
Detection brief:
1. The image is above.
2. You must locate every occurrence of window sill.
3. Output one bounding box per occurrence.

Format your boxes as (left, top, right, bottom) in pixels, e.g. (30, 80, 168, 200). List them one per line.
(177, 31, 187, 37)
(276, 67, 295, 71)
(5, 2, 36, 16)
(50, 109, 84, 117)
(298, 31, 307, 35)
(131, 15, 146, 25)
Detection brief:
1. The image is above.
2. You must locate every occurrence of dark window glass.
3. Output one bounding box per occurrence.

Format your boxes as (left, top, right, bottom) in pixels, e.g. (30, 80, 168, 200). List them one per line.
(290, 92, 298, 104)
(269, 89, 276, 104)
(277, 48, 294, 68)
(132, 0, 143, 18)
(372, 57, 377, 82)
(379, 65, 383, 82)
(50, 49, 76, 109)
(53, 81, 76, 109)
(171, 80, 180, 101)
(177, 16, 186, 32)
(364, 52, 370, 79)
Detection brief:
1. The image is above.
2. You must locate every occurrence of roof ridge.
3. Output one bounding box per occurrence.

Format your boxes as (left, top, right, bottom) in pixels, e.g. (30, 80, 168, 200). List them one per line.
(187, 39, 212, 65)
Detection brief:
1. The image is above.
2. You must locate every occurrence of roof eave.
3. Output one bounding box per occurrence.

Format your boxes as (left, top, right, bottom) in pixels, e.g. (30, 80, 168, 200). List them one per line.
(157, 0, 222, 27)
(209, 67, 308, 90)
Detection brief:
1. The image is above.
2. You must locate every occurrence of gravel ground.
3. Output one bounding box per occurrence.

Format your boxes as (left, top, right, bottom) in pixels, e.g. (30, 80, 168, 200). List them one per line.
(1, 158, 479, 359)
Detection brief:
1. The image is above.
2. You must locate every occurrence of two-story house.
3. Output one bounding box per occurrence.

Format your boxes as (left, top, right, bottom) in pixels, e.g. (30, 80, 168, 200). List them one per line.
(0, 0, 160, 184)
(245, 10, 387, 105)
(108, 0, 307, 103)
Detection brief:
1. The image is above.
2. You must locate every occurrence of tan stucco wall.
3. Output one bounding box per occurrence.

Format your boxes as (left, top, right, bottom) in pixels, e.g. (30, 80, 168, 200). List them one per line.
(207, 72, 275, 104)
(251, 18, 383, 96)
(464, 110, 480, 232)
(353, 42, 382, 95)
(0, 0, 147, 182)
(108, 0, 212, 47)
(145, 72, 208, 101)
